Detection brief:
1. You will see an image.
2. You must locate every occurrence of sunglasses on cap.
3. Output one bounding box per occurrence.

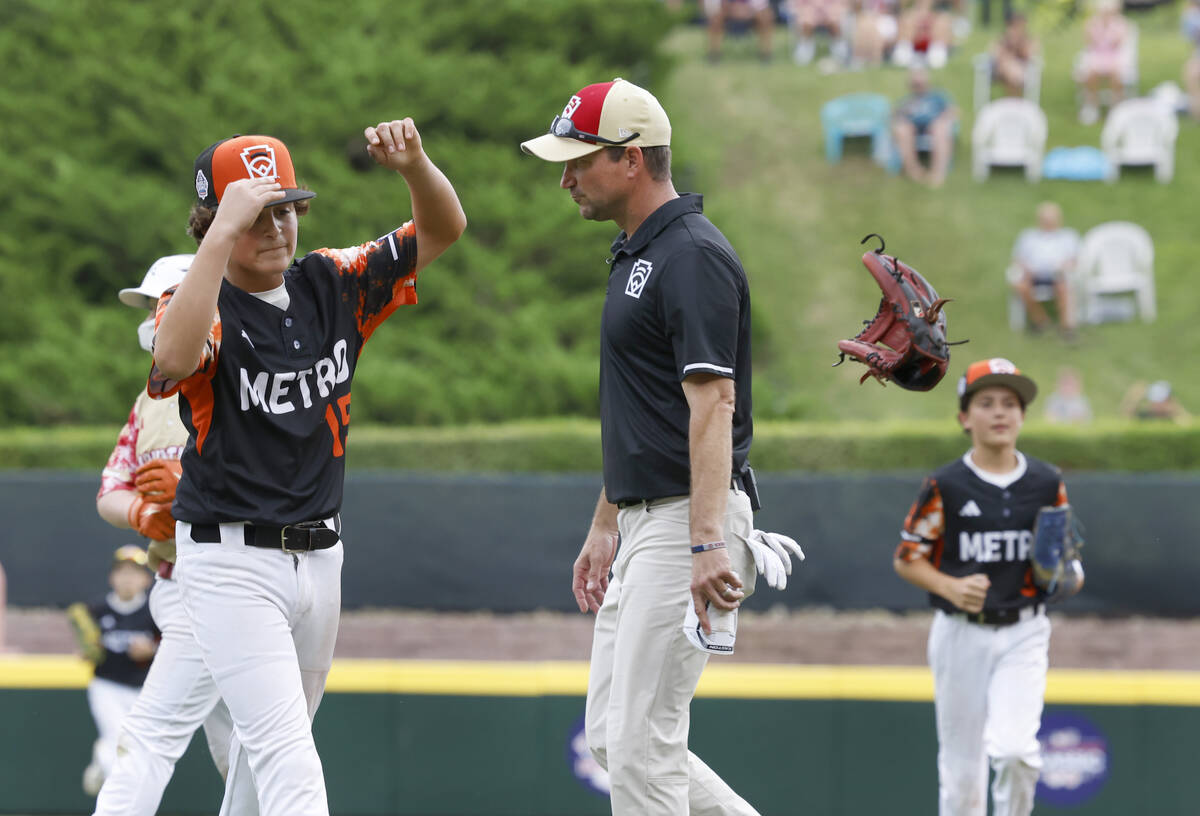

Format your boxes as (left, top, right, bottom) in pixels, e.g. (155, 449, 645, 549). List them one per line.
(550, 116, 639, 146)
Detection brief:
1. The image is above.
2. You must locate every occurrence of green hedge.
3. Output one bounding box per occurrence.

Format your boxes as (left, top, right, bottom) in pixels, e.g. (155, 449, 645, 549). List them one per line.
(0, 0, 675, 426)
(6, 420, 1198, 473)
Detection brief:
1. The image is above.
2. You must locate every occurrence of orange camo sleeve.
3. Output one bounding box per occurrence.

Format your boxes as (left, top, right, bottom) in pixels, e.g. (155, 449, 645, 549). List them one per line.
(317, 222, 419, 346)
(146, 287, 221, 399)
(898, 478, 944, 563)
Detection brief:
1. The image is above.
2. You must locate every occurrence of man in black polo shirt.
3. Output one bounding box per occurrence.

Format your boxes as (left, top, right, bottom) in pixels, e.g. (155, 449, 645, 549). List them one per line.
(522, 79, 762, 816)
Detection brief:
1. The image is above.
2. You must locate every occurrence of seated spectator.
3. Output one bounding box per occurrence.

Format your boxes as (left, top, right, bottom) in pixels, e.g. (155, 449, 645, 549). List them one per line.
(893, 0, 953, 69)
(990, 13, 1039, 96)
(853, 0, 900, 66)
(891, 67, 957, 187)
(1184, 0, 1200, 119)
(706, 0, 775, 62)
(1045, 367, 1093, 424)
(1078, 0, 1131, 125)
(1009, 202, 1079, 337)
(1122, 380, 1191, 424)
(791, 0, 850, 67)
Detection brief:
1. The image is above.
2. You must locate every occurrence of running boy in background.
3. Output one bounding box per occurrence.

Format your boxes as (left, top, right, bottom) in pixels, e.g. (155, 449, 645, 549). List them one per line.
(895, 358, 1070, 816)
(69, 546, 159, 797)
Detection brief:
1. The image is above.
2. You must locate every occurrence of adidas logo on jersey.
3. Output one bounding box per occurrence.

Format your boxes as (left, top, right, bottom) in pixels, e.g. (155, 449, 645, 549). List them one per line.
(959, 500, 982, 517)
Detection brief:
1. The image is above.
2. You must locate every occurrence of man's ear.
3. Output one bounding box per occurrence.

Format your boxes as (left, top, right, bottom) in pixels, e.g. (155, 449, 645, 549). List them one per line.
(624, 146, 643, 179)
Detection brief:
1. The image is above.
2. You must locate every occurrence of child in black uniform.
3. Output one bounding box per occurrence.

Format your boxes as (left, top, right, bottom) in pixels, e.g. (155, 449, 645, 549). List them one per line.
(69, 545, 158, 796)
(895, 358, 1070, 816)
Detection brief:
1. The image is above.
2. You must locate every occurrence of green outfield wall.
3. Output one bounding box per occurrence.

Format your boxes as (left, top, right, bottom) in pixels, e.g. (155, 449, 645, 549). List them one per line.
(4, 471, 1200, 615)
(2, 658, 1196, 815)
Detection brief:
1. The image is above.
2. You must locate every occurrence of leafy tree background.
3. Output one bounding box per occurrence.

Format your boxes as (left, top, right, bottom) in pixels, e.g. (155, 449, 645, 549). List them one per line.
(0, 0, 677, 425)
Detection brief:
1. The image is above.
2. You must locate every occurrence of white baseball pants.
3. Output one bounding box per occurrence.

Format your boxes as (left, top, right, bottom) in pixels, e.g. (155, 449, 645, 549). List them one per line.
(86, 676, 141, 779)
(586, 489, 761, 816)
(928, 609, 1050, 816)
(175, 521, 342, 816)
(92, 575, 250, 816)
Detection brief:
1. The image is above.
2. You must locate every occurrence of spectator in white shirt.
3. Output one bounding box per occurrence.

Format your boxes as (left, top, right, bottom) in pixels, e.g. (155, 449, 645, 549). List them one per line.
(1010, 202, 1079, 338)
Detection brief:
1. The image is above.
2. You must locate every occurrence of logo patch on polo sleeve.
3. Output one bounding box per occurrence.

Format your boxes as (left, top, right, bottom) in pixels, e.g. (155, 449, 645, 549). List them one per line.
(625, 259, 653, 299)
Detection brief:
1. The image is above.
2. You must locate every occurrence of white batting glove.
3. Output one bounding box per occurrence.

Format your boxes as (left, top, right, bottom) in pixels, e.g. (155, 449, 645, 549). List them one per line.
(741, 530, 805, 591)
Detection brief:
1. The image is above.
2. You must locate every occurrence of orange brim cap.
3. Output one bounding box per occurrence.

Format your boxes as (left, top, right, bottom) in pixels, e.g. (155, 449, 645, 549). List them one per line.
(193, 134, 316, 209)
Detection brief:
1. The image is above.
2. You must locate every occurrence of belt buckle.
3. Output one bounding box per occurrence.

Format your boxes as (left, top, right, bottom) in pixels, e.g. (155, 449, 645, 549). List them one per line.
(279, 524, 308, 554)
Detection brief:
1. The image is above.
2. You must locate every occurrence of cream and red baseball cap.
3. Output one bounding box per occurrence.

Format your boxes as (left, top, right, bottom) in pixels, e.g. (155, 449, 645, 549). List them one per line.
(193, 134, 315, 209)
(118, 254, 194, 309)
(520, 78, 672, 162)
(957, 358, 1038, 411)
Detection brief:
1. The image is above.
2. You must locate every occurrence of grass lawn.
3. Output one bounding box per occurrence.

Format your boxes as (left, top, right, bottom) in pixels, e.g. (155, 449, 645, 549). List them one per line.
(659, 5, 1197, 423)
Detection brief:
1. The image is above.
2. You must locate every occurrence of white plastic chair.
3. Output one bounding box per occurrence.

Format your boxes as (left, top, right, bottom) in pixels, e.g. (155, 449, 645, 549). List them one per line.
(1101, 98, 1178, 183)
(972, 98, 1047, 181)
(972, 52, 1043, 112)
(1075, 222, 1155, 323)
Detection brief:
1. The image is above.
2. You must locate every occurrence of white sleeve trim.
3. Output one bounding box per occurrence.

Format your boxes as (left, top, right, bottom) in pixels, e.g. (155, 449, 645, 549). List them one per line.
(682, 362, 734, 376)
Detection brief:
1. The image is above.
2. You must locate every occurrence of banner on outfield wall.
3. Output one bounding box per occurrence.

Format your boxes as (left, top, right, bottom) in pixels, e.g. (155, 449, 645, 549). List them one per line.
(0, 471, 1197, 614)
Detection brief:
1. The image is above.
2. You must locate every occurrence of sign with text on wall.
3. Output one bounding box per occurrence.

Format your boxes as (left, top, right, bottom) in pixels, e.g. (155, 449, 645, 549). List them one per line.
(1037, 710, 1110, 807)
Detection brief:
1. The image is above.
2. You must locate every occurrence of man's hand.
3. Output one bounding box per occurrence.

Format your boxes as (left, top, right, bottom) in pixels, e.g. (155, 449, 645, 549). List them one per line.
(690, 547, 744, 634)
(134, 459, 182, 504)
(572, 527, 619, 614)
(948, 573, 991, 613)
(127, 497, 176, 542)
(365, 118, 428, 175)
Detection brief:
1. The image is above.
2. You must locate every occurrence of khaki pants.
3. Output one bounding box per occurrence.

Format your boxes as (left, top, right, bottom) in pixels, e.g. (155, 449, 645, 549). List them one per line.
(585, 489, 760, 816)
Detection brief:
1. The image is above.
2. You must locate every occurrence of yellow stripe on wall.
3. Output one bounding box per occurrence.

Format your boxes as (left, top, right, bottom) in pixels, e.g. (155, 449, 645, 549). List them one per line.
(5, 655, 1200, 706)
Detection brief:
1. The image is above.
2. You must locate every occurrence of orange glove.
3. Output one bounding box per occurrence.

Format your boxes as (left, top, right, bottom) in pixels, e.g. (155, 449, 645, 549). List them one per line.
(127, 496, 177, 541)
(134, 459, 183, 504)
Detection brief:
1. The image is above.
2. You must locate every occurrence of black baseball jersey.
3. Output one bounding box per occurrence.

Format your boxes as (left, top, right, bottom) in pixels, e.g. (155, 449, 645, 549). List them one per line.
(898, 451, 1068, 614)
(599, 194, 753, 504)
(149, 223, 418, 525)
(88, 592, 159, 688)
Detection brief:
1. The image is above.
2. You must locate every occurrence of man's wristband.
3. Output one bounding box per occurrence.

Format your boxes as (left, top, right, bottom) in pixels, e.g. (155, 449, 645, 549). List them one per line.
(691, 541, 727, 554)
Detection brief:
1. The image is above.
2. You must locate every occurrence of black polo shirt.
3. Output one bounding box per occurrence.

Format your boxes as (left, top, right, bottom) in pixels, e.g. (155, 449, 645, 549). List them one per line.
(599, 194, 753, 504)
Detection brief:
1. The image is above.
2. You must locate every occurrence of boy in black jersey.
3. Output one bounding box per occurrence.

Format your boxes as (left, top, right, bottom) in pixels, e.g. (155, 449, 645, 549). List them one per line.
(895, 358, 1068, 816)
(70, 546, 158, 796)
(149, 121, 465, 816)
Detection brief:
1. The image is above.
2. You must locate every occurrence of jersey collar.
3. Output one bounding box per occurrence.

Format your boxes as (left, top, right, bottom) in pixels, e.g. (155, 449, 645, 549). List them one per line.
(610, 193, 704, 260)
(962, 449, 1027, 489)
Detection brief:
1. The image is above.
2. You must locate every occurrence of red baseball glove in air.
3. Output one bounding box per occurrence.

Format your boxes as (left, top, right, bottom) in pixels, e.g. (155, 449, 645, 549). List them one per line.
(834, 235, 959, 392)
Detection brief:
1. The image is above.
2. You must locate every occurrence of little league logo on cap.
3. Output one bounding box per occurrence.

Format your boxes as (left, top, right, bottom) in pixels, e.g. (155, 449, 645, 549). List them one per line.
(521, 78, 672, 162)
(193, 134, 316, 209)
(957, 357, 1038, 409)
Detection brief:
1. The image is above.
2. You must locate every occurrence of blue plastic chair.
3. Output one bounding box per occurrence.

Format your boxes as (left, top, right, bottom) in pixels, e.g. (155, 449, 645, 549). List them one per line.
(820, 94, 892, 164)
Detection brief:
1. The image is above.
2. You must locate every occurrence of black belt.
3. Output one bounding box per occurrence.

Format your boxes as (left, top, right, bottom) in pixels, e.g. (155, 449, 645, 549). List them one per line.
(189, 516, 341, 552)
(616, 475, 746, 510)
(955, 603, 1045, 627)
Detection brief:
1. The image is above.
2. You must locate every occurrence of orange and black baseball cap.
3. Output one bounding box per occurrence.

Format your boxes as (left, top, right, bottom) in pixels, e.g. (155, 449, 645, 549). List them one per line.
(193, 135, 315, 209)
(957, 358, 1038, 411)
(521, 78, 672, 163)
